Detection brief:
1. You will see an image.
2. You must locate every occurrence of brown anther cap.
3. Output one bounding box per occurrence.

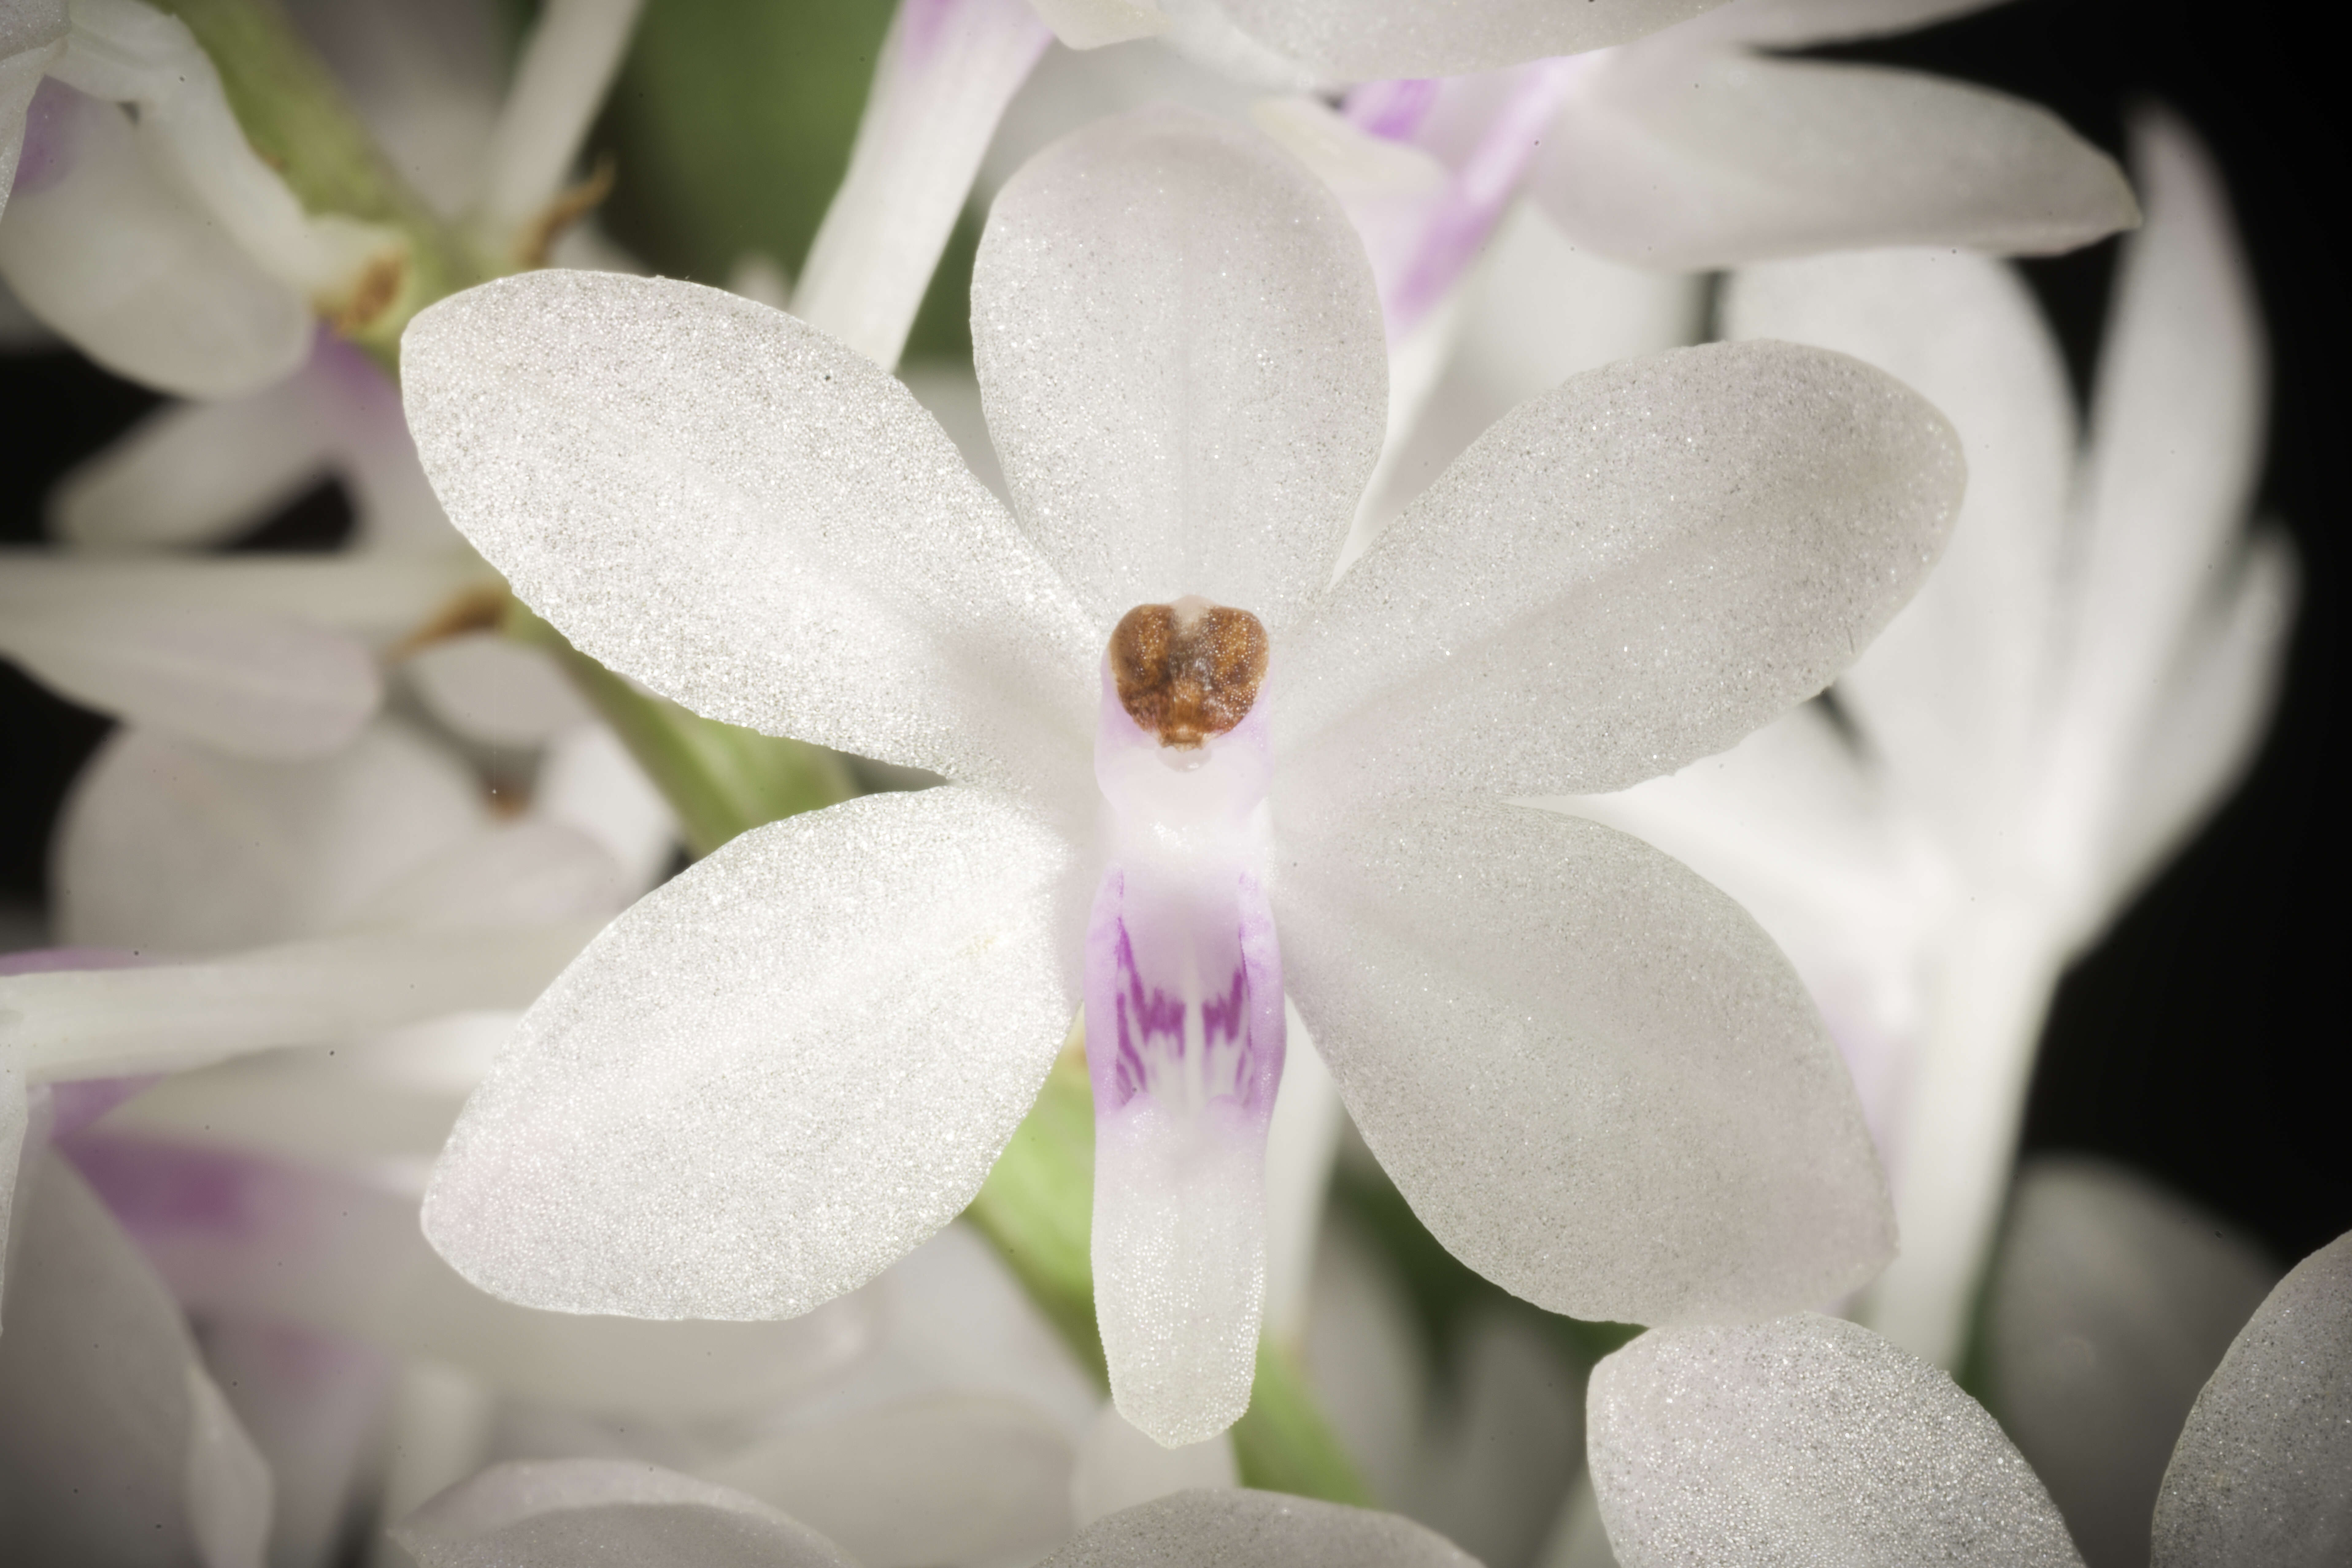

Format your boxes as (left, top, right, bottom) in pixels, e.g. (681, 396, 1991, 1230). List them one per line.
(1109, 598, 1269, 749)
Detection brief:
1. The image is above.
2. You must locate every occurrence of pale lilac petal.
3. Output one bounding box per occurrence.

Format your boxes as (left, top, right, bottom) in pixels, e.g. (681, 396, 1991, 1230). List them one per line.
(1589, 1314, 2082, 1566)
(1042, 1487, 1479, 1566)
(0, 80, 310, 397)
(1532, 54, 2137, 270)
(1030, 0, 1171, 48)
(534, 722, 680, 897)
(705, 1394, 1076, 1565)
(1072, 1403, 1237, 1528)
(980, 26, 1260, 200)
(1411, 1308, 1580, 1568)
(1984, 1158, 2279, 1568)
(1211, 0, 1727, 79)
(49, 377, 330, 548)
(70, 1133, 876, 1419)
(0, 6, 70, 225)
(404, 632, 594, 748)
(394, 1459, 857, 1568)
(423, 787, 1081, 1319)
(467, 0, 641, 248)
(200, 1319, 392, 1568)
(56, 721, 486, 955)
(0, 603, 380, 760)
(973, 107, 1385, 638)
(2152, 1231, 2352, 1567)
(402, 270, 1097, 798)
(1275, 797, 1892, 1325)
(1281, 340, 1964, 802)
(793, 0, 1049, 369)
(1725, 247, 2075, 870)
(0, 1155, 272, 1568)
(2104, 528, 2297, 911)
(2042, 109, 2268, 901)
(5, 921, 603, 1083)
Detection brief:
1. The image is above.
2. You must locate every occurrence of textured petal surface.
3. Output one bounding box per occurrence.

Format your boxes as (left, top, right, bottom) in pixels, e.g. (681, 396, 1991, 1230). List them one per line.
(1281, 340, 1964, 802)
(404, 632, 592, 748)
(2152, 1230, 2352, 1568)
(402, 269, 1097, 796)
(705, 1394, 1076, 1566)
(1984, 1158, 2278, 1568)
(423, 786, 1081, 1319)
(1726, 247, 2075, 873)
(0, 604, 380, 761)
(1533, 54, 2136, 271)
(50, 373, 327, 548)
(0, 80, 309, 398)
(0, 1156, 271, 1568)
(973, 107, 1385, 638)
(395, 1459, 856, 1568)
(1042, 1488, 1477, 1567)
(1590, 1314, 2083, 1567)
(1275, 796, 1892, 1324)
(56, 720, 485, 955)
(1212, 0, 1722, 79)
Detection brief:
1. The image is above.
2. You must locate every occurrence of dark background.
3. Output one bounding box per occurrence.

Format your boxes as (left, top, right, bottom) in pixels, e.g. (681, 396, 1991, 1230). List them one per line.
(1, 0, 2342, 1265)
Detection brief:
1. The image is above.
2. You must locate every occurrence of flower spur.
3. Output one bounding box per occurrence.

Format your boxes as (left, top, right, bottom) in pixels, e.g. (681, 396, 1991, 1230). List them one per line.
(402, 106, 1963, 1445)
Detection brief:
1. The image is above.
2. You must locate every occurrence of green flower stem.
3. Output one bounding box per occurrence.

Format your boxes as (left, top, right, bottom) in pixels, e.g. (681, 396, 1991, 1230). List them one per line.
(503, 605, 856, 856)
(968, 1018, 1372, 1505)
(155, 0, 486, 366)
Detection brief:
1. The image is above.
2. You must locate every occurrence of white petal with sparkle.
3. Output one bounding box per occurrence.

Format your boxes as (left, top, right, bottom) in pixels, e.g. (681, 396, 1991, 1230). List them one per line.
(394, 1459, 855, 1568)
(974, 106, 1385, 637)
(402, 270, 1098, 798)
(423, 786, 1082, 1319)
(1590, 1314, 2082, 1566)
(1042, 1487, 1478, 1566)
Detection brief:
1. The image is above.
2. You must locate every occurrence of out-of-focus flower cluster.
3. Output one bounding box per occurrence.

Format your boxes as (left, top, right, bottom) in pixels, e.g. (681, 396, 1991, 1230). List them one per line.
(0, 1, 2340, 1565)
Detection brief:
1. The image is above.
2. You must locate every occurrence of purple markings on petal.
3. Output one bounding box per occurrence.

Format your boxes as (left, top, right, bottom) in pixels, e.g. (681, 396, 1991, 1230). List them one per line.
(0, 945, 144, 977)
(47, 1076, 161, 1138)
(60, 1131, 288, 1247)
(11, 79, 90, 199)
(1089, 869, 1283, 1121)
(1346, 77, 1441, 143)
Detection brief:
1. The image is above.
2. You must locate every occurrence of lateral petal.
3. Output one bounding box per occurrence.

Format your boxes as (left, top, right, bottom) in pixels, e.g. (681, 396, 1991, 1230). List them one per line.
(401, 269, 1098, 797)
(1275, 795, 1893, 1325)
(1588, 1313, 2083, 1566)
(393, 1459, 856, 1568)
(1211, 0, 1727, 80)
(1282, 339, 1963, 802)
(973, 107, 1385, 638)
(422, 787, 1083, 1319)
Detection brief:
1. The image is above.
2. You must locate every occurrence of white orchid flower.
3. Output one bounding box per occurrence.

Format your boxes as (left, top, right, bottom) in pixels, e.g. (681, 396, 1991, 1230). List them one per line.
(1553, 108, 2294, 1368)
(1586, 1227, 2352, 1568)
(400, 106, 1960, 1447)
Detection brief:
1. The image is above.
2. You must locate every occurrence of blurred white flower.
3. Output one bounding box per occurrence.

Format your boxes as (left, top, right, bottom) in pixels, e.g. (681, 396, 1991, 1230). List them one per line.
(397, 106, 1961, 1447)
(1551, 108, 2293, 1369)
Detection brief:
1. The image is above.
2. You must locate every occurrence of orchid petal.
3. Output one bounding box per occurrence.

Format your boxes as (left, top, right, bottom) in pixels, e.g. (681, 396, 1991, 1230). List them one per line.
(1276, 796, 1892, 1325)
(1030, 0, 1171, 48)
(2104, 528, 2296, 911)
(1303, 1212, 1429, 1508)
(1282, 340, 1963, 802)
(705, 1394, 1076, 1566)
(535, 722, 680, 897)
(1532, 54, 2137, 271)
(1072, 1403, 1238, 1528)
(1411, 1308, 1581, 1568)
(980, 25, 1260, 199)
(0, 602, 381, 760)
(405, 632, 594, 748)
(1726, 248, 2075, 869)
(1262, 1001, 1342, 1342)
(1590, 1313, 2082, 1566)
(794, 0, 1049, 370)
(199, 1319, 391, 1568)
(468, 0, 640, 248)
(0, 4, 69, 227)
(2042, 109, 2267, 895)
(291, 0, 501, 217)
(56, 721, 486, 955)
(344, 819, 626, 931)
(423, 786, 1080, 1319)
(69, 1132, 875, 1419)
(4, 921, 602, 1083)
(973, 106, 1385, 638)
(50, 377, 329, 549)
(878, 1223, 1103, 1433)
(0, 1156, 271, 1568)
(0, 548, 503, 645)
(1673, 0, 2011, 49)
(402, 269, 1097, 797)
(0, 79, 310, 397)
(2151, 1230, 2352, 1566)
(394, 1459, 856, 1568)
(1042, 1487, 1478, 1566)
(1211, 0, 1726, 80)
(1983, 1158, 2279, 1568)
